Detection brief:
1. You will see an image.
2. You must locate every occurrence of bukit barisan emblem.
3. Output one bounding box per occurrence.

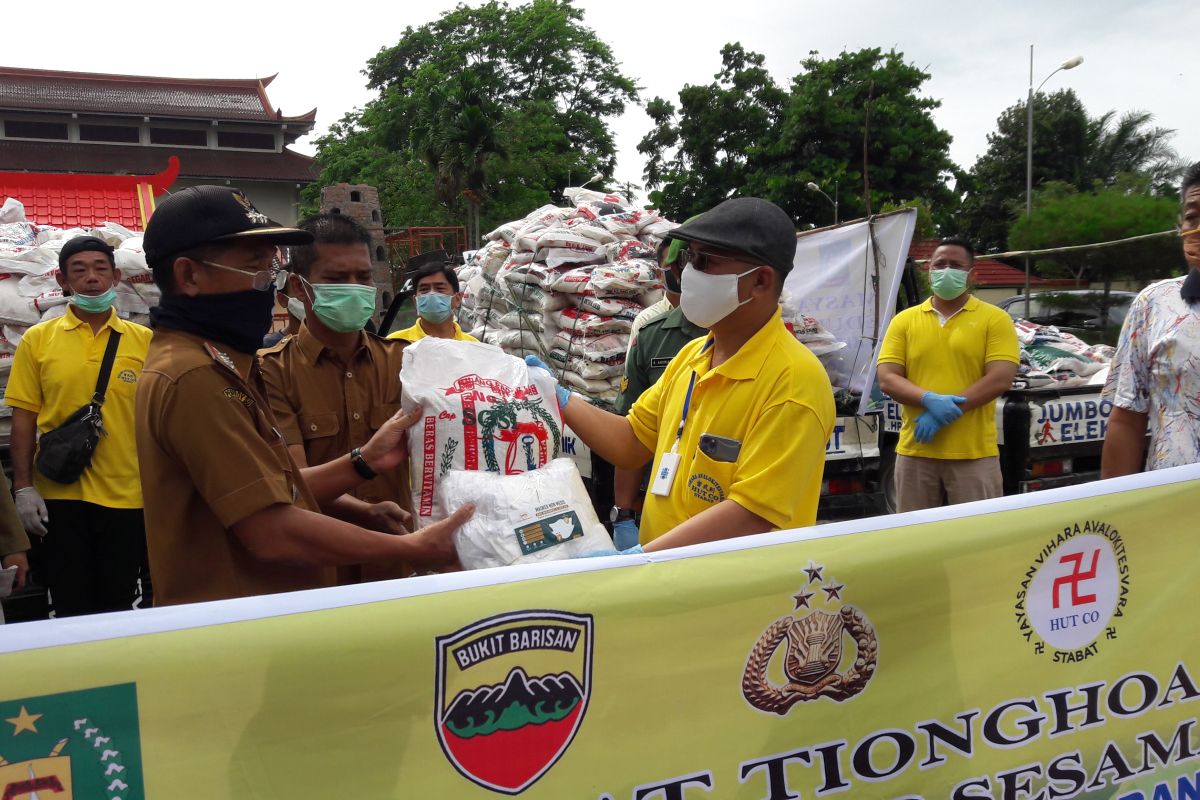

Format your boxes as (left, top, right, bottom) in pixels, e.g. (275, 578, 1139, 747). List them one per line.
(435, 610, 592, 795)
(742, 563, 877, 714)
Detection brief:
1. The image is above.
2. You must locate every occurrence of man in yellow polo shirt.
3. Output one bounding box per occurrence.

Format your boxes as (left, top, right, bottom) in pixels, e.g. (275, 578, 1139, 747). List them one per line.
(877, 237, 1019, 512)
(5, 236, 153, 616)
(527, 197, 834, 552)
(387, 253, 477, 344)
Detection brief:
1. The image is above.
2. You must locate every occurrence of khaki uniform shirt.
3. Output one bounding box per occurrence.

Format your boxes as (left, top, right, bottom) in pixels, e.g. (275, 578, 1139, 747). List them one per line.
(258, 325, 411, 582)
(136, 328, 334, 605)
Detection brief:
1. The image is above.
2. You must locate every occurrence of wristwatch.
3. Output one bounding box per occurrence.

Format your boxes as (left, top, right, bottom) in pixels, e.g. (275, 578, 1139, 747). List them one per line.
(610, 506, 636, 523)
(350, 447, 378, 480)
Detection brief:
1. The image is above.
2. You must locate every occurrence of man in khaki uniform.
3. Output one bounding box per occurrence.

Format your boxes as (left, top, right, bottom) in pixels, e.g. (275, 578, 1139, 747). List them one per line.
(137, 186, 471, 606)
(260, 214, 410, 582)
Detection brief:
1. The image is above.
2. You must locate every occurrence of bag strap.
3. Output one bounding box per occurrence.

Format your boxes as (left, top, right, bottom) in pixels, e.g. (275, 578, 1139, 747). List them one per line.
(91, 329, 123, 405)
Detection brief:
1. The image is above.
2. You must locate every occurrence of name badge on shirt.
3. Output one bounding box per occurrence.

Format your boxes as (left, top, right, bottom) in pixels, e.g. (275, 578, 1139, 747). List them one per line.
(650, 452, 681, 496)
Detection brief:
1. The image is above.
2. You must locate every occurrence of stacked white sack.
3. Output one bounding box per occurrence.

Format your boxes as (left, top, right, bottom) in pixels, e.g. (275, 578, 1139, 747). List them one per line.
(456, 188, 671, 408)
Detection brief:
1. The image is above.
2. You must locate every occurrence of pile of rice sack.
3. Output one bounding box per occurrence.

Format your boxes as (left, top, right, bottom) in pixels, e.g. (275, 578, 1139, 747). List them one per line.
(1012, 319, 1115, 390)
(456, 189, 851, 406)
(456, 188, 671, 408)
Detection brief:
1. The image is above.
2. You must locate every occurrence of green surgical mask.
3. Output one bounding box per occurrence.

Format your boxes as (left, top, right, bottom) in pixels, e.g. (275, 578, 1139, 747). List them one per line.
(929, 268, 969, 301)
(306, 281, 376, 333)
(71, 287, 117, 314)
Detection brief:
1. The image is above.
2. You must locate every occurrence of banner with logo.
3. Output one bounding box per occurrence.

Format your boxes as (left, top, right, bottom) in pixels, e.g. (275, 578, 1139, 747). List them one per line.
(1, 465, 1198, 800)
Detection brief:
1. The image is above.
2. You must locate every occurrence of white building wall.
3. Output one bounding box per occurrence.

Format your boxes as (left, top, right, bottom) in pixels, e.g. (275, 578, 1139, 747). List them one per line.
(169, 178, 303, 226)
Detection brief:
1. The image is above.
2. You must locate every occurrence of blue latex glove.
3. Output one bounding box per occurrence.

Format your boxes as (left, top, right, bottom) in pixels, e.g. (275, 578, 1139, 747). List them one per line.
(913, 412, 944, 443)
(581, 544, 644, 558)
(921, 391, 967, 425)
(524, 355, 570, 410)
(612, 518, 640, 551)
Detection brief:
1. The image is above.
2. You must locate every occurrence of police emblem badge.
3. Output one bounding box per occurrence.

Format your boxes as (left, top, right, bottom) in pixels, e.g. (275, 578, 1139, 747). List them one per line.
(742, 563, 878, 714)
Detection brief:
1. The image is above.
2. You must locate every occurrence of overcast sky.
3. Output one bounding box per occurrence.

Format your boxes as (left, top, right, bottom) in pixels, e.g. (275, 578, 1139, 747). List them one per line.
(8, 1, 1197, 203)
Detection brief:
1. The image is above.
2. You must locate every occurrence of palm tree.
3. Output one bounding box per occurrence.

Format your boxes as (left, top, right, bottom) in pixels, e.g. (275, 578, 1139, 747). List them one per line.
(1085, 110, 1181, 193)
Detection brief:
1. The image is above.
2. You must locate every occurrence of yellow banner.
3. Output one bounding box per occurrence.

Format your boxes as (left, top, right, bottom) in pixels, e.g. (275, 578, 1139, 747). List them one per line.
(1, 466, 1199, 800)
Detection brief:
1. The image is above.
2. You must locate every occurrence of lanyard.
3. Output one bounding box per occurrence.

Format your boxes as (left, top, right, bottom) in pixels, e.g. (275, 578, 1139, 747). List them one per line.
(672, 339, 714, 451)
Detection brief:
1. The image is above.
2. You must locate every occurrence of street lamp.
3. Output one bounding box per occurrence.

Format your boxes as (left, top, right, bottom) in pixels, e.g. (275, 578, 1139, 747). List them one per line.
(806, 181, 839, 224)
(579, 172, 604, 190)
(1024, 48, 1084, 318)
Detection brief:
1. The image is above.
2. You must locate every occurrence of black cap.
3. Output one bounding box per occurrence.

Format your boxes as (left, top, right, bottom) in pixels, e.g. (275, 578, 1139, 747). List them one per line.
(667, 197, 798, 274)
(143, 185, 313, 267)
(58, 236, 115, 269)
(407, 249, 450, 272)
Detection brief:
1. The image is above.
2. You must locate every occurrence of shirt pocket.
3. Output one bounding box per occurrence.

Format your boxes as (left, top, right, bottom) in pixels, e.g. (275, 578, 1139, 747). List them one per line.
(299, 411, 341, 443)
(681, 448, 738, 515)
(369, 403, 402, 432)
(106, 354, 144, 398)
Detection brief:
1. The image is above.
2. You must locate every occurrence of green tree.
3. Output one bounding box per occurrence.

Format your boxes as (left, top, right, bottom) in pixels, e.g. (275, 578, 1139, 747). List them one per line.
(961, 89, 1180, 253)
(309, 0, 638, 239)
(1007, 177, 1181, 312)
(639, 46, 958, 228)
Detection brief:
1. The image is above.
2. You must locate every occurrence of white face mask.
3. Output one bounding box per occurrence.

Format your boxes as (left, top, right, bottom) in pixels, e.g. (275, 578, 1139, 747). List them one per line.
(286, 295, 306, 322)
(679, 264, 759, 328)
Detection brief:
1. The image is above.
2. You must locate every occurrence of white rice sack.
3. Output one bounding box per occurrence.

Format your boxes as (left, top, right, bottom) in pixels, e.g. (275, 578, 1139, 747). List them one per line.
(441, 458, 610, 569)
(483, 328, 544, 352)
(0, 351, 14, 375)
(640, 219, 677, 238)
(0, 324, 23, 352)
(561, 370, 613, 394)
(535, 230, 604, 262)
(32, 290, 68, 315)
(605, 240, 656, 263)
(514, 228, 546, 254)
(563, 218, 619, 245)
(475, 284, 513, 313)
(551, 307, 632, 336)
(563, 187, 630, 208)
(598, 210, 658, 237)
(548, 349, 625, 380)
(786, 315, 837, 344)
(478, 244, 511, 277)
(401, 338, 565, 527)
(39, 304, 67, 323)
(0, 248, 58, 274)
(500, 261, 558, 289)
(498, 310, 545, 332)
(549, 330, 628, 364)
(506, 283, 569, 313)
(0, 275, 41, 325)
(589, 260, 660, 298)
(485, 220, 521, 245)
(17, 269, 58, 298)
(0, 222, 37, 250)
(542, 248, 607, 270)
(570, 293, 643, 322)
(0, 198, 27, 224)
(548, 266, 594, 294)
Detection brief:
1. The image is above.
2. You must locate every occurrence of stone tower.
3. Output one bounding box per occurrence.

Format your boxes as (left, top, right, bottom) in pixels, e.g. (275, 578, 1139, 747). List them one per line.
(318, 183, 394, 317)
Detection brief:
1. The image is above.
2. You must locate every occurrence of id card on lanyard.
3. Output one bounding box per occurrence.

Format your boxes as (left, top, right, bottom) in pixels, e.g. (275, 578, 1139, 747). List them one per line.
(650, 341, 712, 497)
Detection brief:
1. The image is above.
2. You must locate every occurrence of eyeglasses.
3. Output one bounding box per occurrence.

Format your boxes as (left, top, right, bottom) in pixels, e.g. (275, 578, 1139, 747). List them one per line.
(676, 248, 768, 272)
(201, 258, 286, 292)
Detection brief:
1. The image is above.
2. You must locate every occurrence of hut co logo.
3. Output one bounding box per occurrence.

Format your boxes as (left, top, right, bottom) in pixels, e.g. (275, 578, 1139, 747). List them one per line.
(1014, 521, 1130, 664)
(0, 683, 144, 800)
(435, 611, 593, 795)
(742, 562, 878, 715)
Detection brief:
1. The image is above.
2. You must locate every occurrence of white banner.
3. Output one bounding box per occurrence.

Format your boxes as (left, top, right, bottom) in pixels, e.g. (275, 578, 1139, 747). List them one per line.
(785, 209, 917, 415)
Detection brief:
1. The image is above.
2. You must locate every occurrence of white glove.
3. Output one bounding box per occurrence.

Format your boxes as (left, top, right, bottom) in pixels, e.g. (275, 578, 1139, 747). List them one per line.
(15, 487, 48, 537)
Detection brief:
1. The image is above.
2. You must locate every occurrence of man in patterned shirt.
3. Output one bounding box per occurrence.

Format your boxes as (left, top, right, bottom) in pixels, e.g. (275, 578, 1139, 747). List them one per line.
(1101, 161, 1200, 476)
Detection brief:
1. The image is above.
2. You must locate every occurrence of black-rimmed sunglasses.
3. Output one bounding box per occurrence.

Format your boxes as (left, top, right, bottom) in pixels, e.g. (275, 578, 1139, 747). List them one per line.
(675, 248, 768, 271)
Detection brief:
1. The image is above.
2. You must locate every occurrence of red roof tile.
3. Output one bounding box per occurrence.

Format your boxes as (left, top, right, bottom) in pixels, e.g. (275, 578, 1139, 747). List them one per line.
(0, 158, 178, 230)
(0, 140, 318, 183)
(908, 240, 1075, 288)
(0, 66, 315, 126)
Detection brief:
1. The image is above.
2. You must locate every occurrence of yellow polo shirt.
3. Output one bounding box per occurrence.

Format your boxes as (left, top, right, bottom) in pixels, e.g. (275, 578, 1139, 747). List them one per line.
(627, 307, 835, 542)
(387, 319, 477, 343)
(877, 295, 1020, 460)
(5, 306, 153, 508)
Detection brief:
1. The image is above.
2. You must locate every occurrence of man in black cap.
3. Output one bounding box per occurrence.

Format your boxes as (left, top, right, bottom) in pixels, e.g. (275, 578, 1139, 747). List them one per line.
(136, 186, 472, 606)
(527, 197, 835, 552)
(5, 235, 153, 615)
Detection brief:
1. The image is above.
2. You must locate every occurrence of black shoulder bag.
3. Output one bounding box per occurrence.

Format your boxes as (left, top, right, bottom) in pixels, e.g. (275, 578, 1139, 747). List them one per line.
(35, 331, 123, 484)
